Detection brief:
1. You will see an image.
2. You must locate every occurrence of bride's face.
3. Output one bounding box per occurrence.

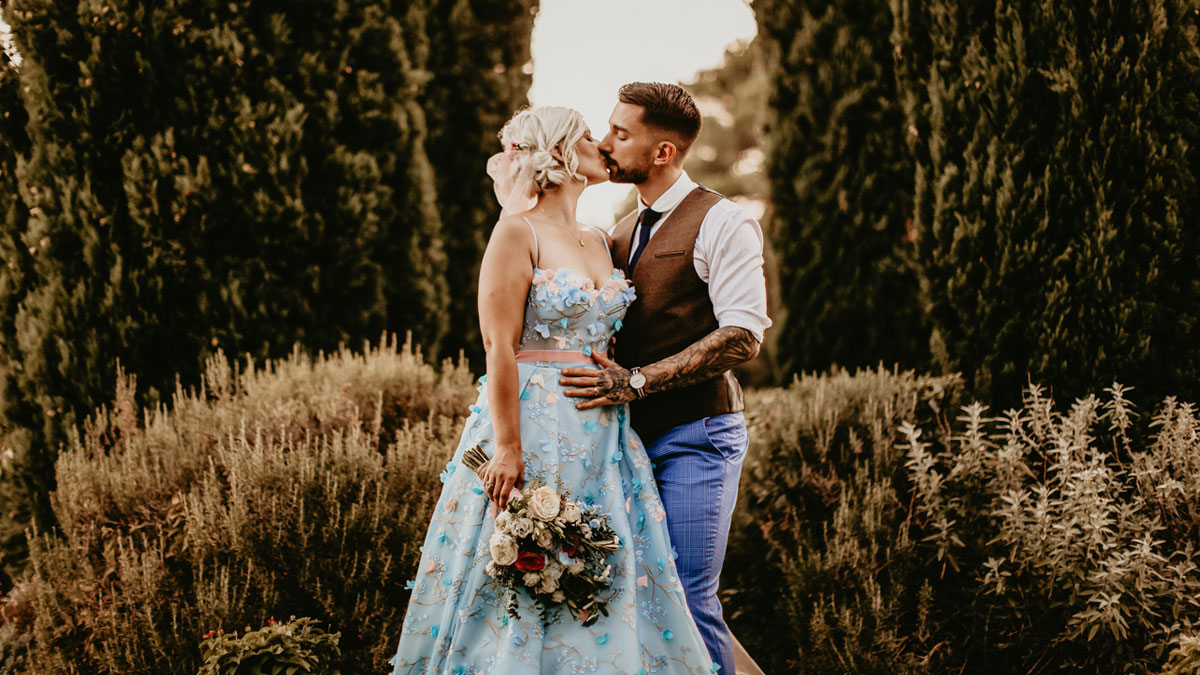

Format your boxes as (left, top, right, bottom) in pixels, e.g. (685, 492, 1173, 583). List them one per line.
(572, 130, 610, 186)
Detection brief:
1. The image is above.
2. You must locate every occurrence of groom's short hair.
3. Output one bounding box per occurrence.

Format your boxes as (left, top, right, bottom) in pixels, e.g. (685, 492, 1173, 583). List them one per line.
(618, 82, 702, 156)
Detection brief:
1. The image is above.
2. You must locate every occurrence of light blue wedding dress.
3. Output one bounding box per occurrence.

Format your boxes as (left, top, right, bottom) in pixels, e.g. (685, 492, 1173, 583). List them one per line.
(389, 227, 716, 674)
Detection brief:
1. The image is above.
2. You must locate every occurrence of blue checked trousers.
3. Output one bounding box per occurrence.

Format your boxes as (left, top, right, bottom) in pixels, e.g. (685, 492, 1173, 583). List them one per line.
(644, 412, 748, 674)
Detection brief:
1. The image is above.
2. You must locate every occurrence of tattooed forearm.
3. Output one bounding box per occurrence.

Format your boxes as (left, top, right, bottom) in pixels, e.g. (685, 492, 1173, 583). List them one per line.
(558, 327, 760, 409)
(642, 326, 760, 394)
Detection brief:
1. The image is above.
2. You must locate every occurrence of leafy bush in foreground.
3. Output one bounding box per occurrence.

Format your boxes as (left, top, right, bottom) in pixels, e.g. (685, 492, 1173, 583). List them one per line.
(726, 370, 1200, 674)
(724, 367, 963, 674)
(199, 616, 341, 675)
(16, 335, 474, 674)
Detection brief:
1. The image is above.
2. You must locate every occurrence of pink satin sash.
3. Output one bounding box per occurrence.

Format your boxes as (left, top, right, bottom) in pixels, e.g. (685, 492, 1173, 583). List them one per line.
(514, 350, 605, 363)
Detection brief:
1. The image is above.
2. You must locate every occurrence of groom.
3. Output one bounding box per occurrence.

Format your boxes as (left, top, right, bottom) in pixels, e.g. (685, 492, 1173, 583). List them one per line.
(560, 82, 771, 674)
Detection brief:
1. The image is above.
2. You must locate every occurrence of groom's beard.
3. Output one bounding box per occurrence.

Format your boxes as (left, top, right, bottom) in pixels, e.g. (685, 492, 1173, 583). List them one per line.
(603, 155, 651, 184)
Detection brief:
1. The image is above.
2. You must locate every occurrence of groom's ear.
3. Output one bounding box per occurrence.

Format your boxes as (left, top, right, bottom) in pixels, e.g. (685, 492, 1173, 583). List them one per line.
(652, 141, 678, 166)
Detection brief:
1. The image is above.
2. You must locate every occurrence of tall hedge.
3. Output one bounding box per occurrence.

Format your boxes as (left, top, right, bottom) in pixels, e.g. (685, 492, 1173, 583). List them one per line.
(755, 0, 928, 380)
(892, 0, 1200, 407)
(0, 0, 449, 575)
(420, 0, 536, 370)
(0, 1, 32, 589)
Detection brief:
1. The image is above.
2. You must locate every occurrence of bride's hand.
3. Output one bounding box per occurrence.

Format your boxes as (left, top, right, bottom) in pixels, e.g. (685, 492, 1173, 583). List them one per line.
(483, 444, 524, 510)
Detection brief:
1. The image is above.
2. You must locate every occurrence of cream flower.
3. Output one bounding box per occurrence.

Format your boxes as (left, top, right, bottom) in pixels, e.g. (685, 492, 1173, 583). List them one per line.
(494, 510, 512, 532)
(523, 572, 542, 587)
(545, 559, 564, 580)
(488, 532, 518, 566)
(567, 560, 585, 575)
(551, 590, 566, 603)
(559, 501, 581, 524)
(510, 517, 534, 538)
(539, 575, 559, 594)
(535, 527, 554, 549)
(530, 486, 562, 521)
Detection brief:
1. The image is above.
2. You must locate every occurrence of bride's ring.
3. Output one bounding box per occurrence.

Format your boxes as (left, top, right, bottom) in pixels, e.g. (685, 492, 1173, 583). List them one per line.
(485, 482, 493, 489)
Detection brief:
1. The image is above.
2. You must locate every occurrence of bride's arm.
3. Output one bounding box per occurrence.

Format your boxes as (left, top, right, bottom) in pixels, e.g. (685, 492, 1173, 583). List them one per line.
(478, 217, 535, 509)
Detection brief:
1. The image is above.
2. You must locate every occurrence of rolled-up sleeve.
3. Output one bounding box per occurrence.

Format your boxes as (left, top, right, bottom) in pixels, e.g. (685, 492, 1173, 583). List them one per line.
(697, 202, 773, 343)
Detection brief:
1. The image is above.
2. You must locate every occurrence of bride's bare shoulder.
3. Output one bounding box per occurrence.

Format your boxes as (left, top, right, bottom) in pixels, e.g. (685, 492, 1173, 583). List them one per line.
(483, 214, 538, 267)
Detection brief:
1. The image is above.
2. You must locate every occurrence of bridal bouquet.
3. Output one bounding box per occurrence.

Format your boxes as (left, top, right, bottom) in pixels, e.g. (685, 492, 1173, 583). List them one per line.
(462, 446, 621, 626)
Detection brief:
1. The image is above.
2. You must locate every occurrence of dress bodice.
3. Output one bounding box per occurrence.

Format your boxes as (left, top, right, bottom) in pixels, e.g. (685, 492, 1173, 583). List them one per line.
(518, 267, 636, 355)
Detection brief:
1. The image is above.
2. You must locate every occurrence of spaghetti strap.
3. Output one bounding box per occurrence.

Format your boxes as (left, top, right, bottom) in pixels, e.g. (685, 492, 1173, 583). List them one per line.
(521, 216, 539, 267)
(591, 227, 615, 265)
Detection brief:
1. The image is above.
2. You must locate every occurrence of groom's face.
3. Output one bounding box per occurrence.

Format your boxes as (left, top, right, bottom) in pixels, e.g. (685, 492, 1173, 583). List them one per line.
(599, 103, 657, 184)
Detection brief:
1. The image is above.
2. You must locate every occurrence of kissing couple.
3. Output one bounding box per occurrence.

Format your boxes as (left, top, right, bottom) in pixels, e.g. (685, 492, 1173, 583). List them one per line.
(390, 82, 771, 674)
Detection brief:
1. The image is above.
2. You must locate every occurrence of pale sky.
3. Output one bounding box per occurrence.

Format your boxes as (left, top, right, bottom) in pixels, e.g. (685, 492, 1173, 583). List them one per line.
(529, 0, 757, 228)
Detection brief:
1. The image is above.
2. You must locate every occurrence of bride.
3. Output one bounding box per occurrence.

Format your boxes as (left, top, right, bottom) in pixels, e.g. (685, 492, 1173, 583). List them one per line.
(388, 106, 715, 673)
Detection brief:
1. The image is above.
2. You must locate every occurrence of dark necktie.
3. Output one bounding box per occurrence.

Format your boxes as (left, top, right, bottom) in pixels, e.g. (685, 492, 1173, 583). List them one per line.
(628, 207, 663, 273)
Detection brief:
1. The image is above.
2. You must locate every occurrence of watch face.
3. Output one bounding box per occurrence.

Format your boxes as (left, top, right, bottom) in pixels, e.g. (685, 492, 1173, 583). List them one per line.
(629, 373, 646, 389)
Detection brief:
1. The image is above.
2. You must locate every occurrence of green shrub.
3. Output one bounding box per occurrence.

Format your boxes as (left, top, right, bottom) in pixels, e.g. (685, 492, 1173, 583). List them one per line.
(18, 335, 475, 674)
(726, 369, 1200, 673)
(198, 616, 340, 675)
(723, 367, 964, 674)
(902, 385, 1200, 672)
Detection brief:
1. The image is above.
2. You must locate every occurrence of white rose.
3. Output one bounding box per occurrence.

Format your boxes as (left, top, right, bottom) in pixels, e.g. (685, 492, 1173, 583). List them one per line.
(535, 527, 554, 549)
(523, 572, 542, 587)
(559, 501, 581, 524)
(567, 560, 585, 575)
(510, 518, 534, 538)
(530, 486, 562, 521)
(494, 510, 512, 532)
(545, 559, 564, 580)
(539, 575, 559, 594)
(488, 533, 518, 566)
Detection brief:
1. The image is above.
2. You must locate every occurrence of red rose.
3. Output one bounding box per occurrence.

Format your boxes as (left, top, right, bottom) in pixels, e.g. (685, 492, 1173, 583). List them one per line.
(514, 552, 546, 571)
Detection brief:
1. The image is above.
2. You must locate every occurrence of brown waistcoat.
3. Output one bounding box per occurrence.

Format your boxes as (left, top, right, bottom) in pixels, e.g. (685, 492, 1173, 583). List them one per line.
(611, 186, 744, 440)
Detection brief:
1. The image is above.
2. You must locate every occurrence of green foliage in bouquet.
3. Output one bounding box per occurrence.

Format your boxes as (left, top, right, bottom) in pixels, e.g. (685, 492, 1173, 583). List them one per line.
(0, 0, 454, 576)
(891, 0, 1200, 408)
(12, 336, 476, 674)
(754, 0, 928, 379)
(198, 616, 341, 675)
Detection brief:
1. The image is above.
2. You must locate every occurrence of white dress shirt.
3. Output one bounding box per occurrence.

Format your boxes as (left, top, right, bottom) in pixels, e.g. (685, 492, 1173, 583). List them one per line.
(627, 171, 773, 343)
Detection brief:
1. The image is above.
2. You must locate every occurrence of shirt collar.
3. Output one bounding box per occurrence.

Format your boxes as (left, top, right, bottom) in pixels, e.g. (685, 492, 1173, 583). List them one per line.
(636, 170, 698, 215)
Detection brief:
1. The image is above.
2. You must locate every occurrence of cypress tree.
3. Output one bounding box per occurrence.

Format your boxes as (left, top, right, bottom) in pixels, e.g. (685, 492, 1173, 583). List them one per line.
(0, 1, 34, 586)
(0, 0, 446, 570)
(756, 0, 928, 380)
(893, 0, 1200, 407)
(419, 0, 536, 369)
(681, 40, 782, 386)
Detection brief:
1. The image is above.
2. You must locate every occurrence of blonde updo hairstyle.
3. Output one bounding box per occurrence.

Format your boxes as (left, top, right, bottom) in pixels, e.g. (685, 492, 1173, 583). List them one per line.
(498, 106, 590, 194)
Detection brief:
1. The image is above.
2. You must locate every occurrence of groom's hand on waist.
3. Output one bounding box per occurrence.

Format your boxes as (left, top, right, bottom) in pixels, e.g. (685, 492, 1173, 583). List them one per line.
(559, 351, 636, 410)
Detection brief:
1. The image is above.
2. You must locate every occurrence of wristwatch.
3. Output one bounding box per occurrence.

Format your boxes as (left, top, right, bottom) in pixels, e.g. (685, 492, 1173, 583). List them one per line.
(629, 367, 647, 399)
